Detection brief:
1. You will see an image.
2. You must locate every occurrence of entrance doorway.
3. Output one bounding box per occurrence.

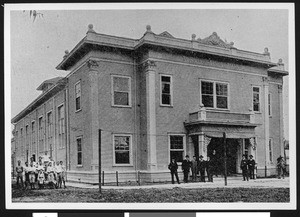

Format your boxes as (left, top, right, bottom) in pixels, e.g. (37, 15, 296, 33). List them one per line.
(207, 137, 239, 175)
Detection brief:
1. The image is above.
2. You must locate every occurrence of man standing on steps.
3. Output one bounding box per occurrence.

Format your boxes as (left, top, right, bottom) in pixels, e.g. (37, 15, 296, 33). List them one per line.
(182, 155, 191, 183)
(198, 155, 206, 182)
(168, 158, 180, 184)
(191, 156, 198, 182)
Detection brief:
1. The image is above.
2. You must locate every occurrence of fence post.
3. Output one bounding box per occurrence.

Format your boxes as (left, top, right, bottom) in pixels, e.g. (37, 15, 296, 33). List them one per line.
(102, 171, 104, 186)
(116, 171, 119, 186)
(138, 171, 140, 186)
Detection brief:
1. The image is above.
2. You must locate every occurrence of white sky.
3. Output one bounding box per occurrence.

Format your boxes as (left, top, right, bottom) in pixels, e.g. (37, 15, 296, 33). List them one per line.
(9, 5, 290, 139)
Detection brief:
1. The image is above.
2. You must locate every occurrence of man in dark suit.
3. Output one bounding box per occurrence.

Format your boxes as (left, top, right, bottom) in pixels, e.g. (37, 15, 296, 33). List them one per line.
(168, 158, 180, 184)
(182, 155, 191, 183)
(198, 155, 206, 182)
(206, 156, 213, 182)
(248, 155, 256, 179)
(240, 154, 249, 181)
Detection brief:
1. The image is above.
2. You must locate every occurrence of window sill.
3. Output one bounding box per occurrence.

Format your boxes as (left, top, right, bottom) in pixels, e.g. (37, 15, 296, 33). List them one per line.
(111, 105, 132, 108)
(76, 165, 83, 168)
(112, 164, 133, 167)
(206, 108, 230, 112)
(75, 109, 82, 113)
(160, 104, 173, 107)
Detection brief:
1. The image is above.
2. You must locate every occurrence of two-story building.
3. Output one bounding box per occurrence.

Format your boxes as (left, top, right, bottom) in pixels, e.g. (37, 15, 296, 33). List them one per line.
(11, 24, 288, 183)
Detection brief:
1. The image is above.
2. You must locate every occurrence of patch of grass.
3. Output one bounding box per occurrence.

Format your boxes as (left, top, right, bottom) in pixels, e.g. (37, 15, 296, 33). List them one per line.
(12, 187, 289, 203)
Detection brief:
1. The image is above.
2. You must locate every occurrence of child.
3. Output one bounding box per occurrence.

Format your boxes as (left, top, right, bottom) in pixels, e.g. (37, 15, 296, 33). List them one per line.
(47, 162, 57, 188)
(60, 161, 66, 188)
(15, 160, 24, 189)
(23, 162, 30, 189)
(37, 161, 45, 189)
(28, 162, 36, 189)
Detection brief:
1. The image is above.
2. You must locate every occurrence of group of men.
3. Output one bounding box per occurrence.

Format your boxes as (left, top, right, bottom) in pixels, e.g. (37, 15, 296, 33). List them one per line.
(168, 153, 219, 184)
(15, 156, 66, 190)
(168, 151, 257, 184)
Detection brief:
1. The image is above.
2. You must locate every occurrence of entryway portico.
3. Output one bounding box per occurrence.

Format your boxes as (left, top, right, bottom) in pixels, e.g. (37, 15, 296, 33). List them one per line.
(185, 107, 258, 174)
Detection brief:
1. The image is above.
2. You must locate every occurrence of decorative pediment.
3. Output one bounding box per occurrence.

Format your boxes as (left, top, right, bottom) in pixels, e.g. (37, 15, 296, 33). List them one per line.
(158, 31, 174, 38)
(197, 32, 235, 49)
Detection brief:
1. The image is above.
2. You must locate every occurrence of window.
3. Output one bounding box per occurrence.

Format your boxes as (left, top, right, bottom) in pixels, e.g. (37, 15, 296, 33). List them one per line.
(169, 135, 185, 163)
(77, 137, 82, 165)
(253, 86, 260, 112)
(113, 135, 131, 165)
(75, 81, 81, 111)
(58, 105, 65, 149)
(201, 80, 228, 109)
(269, 139, 273, 163)
(160, 75, 172, 106)
(47, 111, 53, 153)
(268, 93, 272, 116)
(38, 117, 44, 154)
(31, 121, 36, 153)
(112, 75, 131, 107)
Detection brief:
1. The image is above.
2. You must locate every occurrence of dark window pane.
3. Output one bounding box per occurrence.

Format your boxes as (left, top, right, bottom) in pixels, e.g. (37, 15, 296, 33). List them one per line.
(170, 151, 183, 163)
(114, 92, 129, 106)
(170, 136, 183, 149)
(162, 83, 170, 94)
(78, 153, 82, 165)
(202, 95, 213, 107)
(253, 87, 260, 93)
(162, 94, 171, 105)
(253, 103, 259, 112)
(115, 151, 130, 164)
(201, 81, 213, 94)
(161, 76, 170, 82)
(77, 139, 82, 151)
(76, 97, 81, 110)
(217, 96, 228, 109)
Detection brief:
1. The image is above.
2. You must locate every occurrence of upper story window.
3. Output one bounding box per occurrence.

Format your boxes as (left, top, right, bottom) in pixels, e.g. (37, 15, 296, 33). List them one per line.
(160, 75, 173, 106)
(268, 93, 272, 117)
(201, 80, 229, 109)
(75, 81, 81, 111)
(112, 75, 131, 107)
(253, 86, 260, 112)
(31, 121, 35, 144)
(58, 105, 65, 149)
(47, 111, 53, 138)
(113, 134, 132, 165)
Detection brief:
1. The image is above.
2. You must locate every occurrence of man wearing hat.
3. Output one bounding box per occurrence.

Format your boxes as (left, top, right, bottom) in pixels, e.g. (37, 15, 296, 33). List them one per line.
(198, 155, 206, 182)
(182, 155, 192, 183)
(168, 158, 180, 184)
(191, 156, 198, 182)
(240, 154, 249, 181)
(248, 155, 256, 179)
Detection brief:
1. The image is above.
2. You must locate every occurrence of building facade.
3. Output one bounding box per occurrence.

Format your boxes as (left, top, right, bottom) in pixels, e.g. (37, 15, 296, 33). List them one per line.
(12, 24, 288, 183)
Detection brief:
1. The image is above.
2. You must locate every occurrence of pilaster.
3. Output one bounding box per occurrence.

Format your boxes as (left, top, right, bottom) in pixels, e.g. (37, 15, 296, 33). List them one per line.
(263, 77, 270, 165)
(198, 132, 205, 158)
(278, 84, 284, 157)
(144, 60, 157, 171)
(88, 60, 100, 170)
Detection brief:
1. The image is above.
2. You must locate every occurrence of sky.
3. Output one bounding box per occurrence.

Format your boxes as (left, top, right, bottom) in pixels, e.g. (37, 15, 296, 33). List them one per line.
(9, 4, 291, 139)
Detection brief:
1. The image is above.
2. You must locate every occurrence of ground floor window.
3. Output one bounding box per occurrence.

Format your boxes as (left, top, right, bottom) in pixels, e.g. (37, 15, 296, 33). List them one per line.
(269, 138, 273, 163)
(77, 137, 82, 166)
(113, 134, 131, 165)
(169, 134, 185, 163)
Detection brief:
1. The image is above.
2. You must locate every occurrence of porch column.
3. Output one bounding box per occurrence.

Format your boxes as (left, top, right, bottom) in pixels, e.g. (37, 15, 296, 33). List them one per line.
(198, 132, 205, 158)
(263, 77, 270, 165)
(88, 60, 100, 171)
(144, 60, 157, 170)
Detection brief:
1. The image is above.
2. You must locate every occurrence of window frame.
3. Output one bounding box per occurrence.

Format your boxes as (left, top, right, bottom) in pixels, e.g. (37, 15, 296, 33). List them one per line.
(75, 80, 82, 112)
(38, 116, 44, 155)
(76, 136, 83, 166)
(252, 85, 261, 113)
(168, 133, 186, 165)
(200, 79, 230, 110)
(111, 75, 132, 108)
(112, 134, 133, 166)
(160, 74, 173, 107)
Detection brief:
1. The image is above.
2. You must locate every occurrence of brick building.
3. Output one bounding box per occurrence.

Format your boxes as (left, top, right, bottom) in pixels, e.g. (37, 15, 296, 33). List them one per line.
(11, 24, 288, 183)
